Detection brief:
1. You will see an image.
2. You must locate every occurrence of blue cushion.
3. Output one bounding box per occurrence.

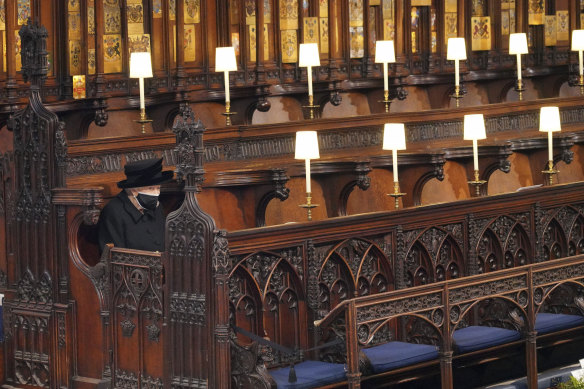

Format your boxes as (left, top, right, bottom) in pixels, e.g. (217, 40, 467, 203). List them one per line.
(453, 326, 521, 353)
(269, 360, 346, 389)
(535, 313, 584, 334)
(361, 341, 439, 373)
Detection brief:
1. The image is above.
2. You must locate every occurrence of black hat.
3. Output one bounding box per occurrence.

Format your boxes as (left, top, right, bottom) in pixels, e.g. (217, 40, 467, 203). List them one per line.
(117, 158, 174, 189)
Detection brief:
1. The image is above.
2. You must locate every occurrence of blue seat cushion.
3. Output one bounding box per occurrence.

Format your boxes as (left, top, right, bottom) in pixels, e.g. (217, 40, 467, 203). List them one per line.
(361, 341, 439, 373)
(269, 360, 346, 389)
(453, 326, 521, 353)
(535, 312, 584, 334)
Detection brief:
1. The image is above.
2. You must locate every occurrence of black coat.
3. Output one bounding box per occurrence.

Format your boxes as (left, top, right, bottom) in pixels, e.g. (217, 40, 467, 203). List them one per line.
(97, 191, 165, 252)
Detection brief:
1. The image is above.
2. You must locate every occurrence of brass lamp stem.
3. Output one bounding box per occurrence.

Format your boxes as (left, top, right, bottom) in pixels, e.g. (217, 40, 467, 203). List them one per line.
(388, 181, 406, 210)
(299, 192, 319, 221)
(542, 160, 558, 186)
(468, 170, 486, 197)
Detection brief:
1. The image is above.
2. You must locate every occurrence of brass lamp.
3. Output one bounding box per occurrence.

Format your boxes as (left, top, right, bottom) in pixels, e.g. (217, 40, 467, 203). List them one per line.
(571, 30, 584, 94)
(464, 114, 487, 196)
(447, 37, 466, 105)
(295, 130, 320, 221)
(374, 40, 396, 113)
(299, 43, 320, 119)
(215, 46, 238, 125)
(509, 33, 528, 100)
(129, 52, 153, 133)
(539, 106, 561, 185)
(382, 123, 406, 209)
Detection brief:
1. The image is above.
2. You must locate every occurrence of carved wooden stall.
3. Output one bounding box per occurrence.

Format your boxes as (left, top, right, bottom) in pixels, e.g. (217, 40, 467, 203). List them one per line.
(0, 0, 584, 133)
(4, 2, 584, 389)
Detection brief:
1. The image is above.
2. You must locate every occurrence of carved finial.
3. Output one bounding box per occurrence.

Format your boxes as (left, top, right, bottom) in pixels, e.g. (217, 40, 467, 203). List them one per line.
(173, 102, 205, 191)
(18, 19, 48, 87)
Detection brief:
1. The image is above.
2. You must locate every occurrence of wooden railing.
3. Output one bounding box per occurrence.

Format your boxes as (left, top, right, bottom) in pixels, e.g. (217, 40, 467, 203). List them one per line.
(314, 254, 584, 388)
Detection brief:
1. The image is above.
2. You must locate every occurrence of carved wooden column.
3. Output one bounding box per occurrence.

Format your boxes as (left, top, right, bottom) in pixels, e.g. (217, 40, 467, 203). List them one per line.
(395, 0, 405, 73)
(525, 269, 537, 389)
(345, 300, 361, 388)
(164, 102, 230, 388)
(216, 0, 229, 46)
(212, 231, 232, 389)
(328, 0, 342, 79)
(95, 0, 105, 96)
(175, 0, 186, 88)
(255, 0, 266, 83)
(4, 0, 17, 104)
(4, 20, 71, 389)
(441, 286, 453, 389)
(204, 0, 216, 79)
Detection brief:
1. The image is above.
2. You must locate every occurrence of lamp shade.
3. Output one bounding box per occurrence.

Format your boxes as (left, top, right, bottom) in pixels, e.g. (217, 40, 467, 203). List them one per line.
(299, 43, 320, 67)
(463, 114, 486, 140)
(382, 123, 406, 150)
(375, 40, 396, 63)
(447, 38, 467, 60)
(129, 52, 153, 78)
(572, 30, 584, 51)
(215, 47, 237, 72)
(295, 131, 320, 159)
(539, 107, 561, 132)
(509, 33, 528, 54)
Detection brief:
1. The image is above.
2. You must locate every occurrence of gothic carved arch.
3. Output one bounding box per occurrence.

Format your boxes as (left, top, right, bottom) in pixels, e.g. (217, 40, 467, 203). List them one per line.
(476, 216, 532, 272)
(568, 214, 584, 257)
(229, 266, 263, 342)
(451, 296, 527, 333)
(477, 229, 504, 273)
(504, 224, 531, 268)
(404, 227, 464, 286)
(543, 218, 569, 260)
(318, 238, 393, 311)
(534, 280, 584, 316)
(230, 251, 306, 365)
(405, 242, 433, 287)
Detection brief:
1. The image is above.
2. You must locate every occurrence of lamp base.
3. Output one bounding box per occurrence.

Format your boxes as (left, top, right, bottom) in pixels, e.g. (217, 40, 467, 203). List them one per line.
(221, 111, 237, 126)
(450, 85, 464, 108)
(378, 90, 392, 113)
(542, 161, 558, 186)
(577, 75, 584, 96)
(134, 109, 153, 134)
(299, 192, 319, 221)
(468, 170, 486, 197)
(302, 104, 320, 120)
(221, 101, 237, 126)
(514, 79, 525, 101)
(388, 182, 406, 210)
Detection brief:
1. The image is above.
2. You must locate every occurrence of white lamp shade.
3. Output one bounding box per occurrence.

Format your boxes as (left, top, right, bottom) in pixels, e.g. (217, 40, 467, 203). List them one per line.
(572, 30, 584, 51)
(509, 33, 528, 54)
(463, 114, 487, 140)
(447, 38, 467, 60)
(299, 43, 320, 67)
(375, 40, 396, 63)
(382, 123, 406, 150)
(129, 52, 153, 78)
(539, 107, 561, 132)
(295, 131, 320, 159)
(215, 47, 237, 72)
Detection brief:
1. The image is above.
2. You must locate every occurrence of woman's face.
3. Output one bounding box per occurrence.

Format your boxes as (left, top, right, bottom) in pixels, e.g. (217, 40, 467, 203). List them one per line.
(130, 185, 161, 196)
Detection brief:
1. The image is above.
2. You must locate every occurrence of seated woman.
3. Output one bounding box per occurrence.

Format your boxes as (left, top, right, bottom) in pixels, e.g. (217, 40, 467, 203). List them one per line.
(97, 157, 173, 252)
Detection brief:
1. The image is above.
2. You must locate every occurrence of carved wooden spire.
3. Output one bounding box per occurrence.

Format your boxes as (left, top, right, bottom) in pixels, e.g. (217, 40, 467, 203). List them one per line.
(172, 102, 205, 192)
(18, 19, 48, 88)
